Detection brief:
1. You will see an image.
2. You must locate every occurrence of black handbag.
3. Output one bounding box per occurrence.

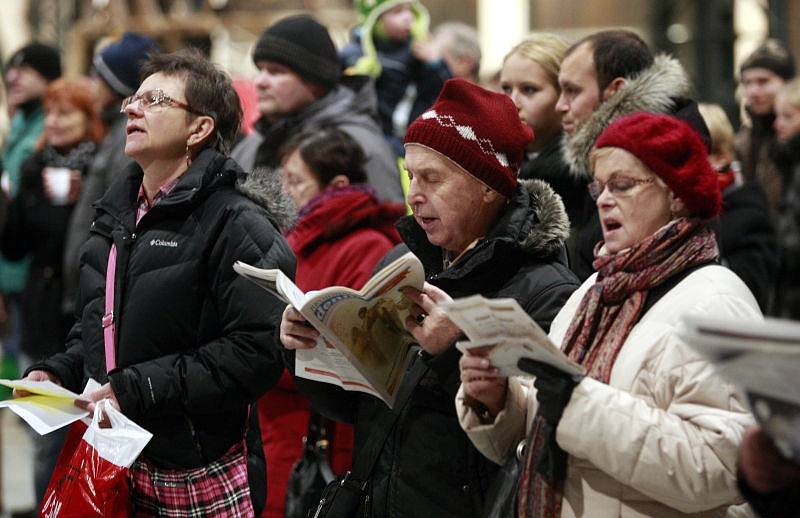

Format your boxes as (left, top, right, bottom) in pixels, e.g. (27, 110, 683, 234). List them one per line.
(309, 354, 429, 518)
(311, 470, 371, 518)
(482, 439, 526, 518)
(285, 412, 337, 518)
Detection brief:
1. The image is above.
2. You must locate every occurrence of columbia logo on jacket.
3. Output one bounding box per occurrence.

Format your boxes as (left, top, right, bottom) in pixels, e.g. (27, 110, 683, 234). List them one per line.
(150, 239, 178, 248)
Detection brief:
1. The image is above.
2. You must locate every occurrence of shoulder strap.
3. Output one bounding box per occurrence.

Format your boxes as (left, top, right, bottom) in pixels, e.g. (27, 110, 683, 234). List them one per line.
(102, 245, 118, 372)
(350, 352, 429, 481)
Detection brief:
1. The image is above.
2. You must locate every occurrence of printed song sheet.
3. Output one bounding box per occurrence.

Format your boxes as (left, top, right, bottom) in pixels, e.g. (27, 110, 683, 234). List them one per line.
(680, 316, 800, 461)
(0, 378, 101, 434)
(442, 295, 584, 378)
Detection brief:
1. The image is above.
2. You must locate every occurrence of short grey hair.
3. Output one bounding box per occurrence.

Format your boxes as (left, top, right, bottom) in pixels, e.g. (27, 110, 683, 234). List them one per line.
(434, 22, 481, 77)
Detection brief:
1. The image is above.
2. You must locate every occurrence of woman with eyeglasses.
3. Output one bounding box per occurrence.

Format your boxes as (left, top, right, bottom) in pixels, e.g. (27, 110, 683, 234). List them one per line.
(457, 113, 762, 517)
(17, 49, 295, 515)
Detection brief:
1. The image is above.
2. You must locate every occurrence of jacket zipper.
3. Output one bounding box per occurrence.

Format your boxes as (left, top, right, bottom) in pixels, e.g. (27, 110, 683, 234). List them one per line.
(184, 414, 205, 460)
(112, 230, 137, 366)
(362, 493, 371, 517)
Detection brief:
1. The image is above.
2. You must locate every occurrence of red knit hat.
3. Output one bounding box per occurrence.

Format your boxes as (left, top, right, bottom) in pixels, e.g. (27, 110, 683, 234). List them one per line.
(594, 112, 721, 218)
(404, 78, 533, 198)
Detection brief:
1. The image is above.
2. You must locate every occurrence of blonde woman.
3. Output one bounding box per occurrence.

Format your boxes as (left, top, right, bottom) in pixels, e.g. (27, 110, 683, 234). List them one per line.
(500, 35, 591, 262)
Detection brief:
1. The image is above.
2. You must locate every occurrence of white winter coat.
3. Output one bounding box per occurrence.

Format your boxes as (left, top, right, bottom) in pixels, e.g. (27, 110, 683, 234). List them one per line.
(458, 265, 761, 517)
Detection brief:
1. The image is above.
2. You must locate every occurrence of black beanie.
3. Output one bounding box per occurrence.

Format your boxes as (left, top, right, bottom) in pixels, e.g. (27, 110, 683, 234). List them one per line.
(740, 39, 796, 80)
(253, 15, 340, 88)
(6, 42, 61, 81)
(94, 32, 159, 97)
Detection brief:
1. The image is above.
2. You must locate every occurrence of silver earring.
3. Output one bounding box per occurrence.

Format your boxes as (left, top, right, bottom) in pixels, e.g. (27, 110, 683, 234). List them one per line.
(185, 142, 192, 167)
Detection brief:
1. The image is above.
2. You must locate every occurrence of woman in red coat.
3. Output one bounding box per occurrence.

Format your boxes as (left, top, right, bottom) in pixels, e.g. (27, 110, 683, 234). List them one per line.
(258, 127, 405, 517)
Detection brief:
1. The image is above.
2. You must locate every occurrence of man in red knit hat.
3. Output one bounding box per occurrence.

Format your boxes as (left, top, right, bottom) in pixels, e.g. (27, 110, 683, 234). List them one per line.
(279, 78, 579, 517)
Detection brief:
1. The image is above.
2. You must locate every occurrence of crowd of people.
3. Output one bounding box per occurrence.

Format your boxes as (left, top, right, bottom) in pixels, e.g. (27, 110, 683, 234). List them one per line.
(0, 0, 799, 516)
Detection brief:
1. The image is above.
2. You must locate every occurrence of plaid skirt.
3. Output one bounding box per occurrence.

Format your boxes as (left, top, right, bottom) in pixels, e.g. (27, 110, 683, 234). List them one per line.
(128, 441, 253, 517)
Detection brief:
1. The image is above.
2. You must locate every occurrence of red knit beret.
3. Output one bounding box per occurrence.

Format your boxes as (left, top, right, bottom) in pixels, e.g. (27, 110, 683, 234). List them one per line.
(404, 78, 533, 197)
(594, 112, 721, 218)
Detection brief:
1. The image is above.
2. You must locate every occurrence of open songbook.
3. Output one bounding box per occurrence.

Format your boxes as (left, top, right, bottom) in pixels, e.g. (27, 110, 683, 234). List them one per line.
(680, 315, 800, 462)
(233, 252, 424, 407)
(441, 295, 585, 379)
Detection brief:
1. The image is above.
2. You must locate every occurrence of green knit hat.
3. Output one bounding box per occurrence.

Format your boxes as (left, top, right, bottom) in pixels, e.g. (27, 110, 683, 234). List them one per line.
(355, 0, 417, 21)
(347, 0, 430, 77)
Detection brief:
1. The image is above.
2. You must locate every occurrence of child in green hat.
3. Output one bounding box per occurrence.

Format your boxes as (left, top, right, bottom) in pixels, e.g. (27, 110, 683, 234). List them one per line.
(341, 0, 452, 154)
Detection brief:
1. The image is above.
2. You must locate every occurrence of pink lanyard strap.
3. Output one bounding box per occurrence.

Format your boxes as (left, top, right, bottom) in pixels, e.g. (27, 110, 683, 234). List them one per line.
(101, 179, 176, 374)
(102, 245, 117, 373)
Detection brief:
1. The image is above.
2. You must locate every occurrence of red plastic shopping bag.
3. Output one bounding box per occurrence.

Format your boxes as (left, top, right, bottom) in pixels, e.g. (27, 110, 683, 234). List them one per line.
(40, 400, 153, 517)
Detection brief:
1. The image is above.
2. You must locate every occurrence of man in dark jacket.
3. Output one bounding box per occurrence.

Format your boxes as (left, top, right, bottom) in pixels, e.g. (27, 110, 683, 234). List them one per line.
(232, 14, 403, 203)
(280, 79, 579, 517)
(17, 50, 294, 513)
(735, 39, 795, 221)
(556, 30, 709, 280)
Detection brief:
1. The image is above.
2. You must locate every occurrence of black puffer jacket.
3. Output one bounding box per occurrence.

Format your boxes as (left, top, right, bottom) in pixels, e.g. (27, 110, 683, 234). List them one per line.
(718, 180, 778, 313)
(31, 149, 295, 468)
(291, 179, 579, 518)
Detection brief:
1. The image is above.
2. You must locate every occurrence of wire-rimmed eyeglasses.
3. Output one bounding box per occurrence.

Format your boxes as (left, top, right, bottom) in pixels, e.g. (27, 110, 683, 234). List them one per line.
(588, 176, 655, 201)
(120, 89, 202, 115)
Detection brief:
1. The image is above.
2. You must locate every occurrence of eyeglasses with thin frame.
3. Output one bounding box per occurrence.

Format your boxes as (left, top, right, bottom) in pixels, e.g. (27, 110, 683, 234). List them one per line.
(120, 89, 202, 115)
(588, 175, 655, 201)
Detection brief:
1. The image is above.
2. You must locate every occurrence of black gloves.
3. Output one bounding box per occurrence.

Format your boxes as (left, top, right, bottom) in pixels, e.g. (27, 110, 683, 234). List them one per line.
(517, 358, 583, 483)
(517, 359, 581, 426)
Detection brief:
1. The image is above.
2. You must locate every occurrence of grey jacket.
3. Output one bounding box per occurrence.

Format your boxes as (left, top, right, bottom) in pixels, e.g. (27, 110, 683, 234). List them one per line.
(231, 78, 403, 203)
(63, 111, 133, 315)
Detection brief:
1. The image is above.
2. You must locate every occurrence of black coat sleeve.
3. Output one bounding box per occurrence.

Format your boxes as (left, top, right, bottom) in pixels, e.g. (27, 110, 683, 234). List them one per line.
(718, 183, 779, 313)
(0, 155, 42, 260)
(109, 205, 294, 422)
(521, 266, 580, 334)
(420, 344, 461, 401)
(738, 469, 800, 518)
(283, 348, 361, 424)
(26, 320, 86, 393)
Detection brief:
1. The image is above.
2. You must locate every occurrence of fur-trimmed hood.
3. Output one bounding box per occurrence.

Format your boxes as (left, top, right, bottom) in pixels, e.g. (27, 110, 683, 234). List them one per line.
(236, 166, 297, 232)
(514, 178, 571, 258)
(562, 54, 692, 178)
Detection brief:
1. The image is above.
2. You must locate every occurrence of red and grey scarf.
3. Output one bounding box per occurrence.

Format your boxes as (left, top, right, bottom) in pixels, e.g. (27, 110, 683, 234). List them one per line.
(517, 217, 719, 517)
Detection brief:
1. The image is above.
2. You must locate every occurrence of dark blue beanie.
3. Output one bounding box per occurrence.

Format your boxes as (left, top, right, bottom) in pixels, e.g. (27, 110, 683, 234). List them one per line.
(93, 32, 159, 97)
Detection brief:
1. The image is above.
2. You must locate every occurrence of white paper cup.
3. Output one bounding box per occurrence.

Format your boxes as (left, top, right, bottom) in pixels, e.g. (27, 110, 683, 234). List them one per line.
(43, 167, 73, 205)
(1, 172, 11, 196)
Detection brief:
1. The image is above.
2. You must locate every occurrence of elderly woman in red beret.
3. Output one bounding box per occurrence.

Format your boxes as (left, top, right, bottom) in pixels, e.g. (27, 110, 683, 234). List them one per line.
(458, 112, 762, 517)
